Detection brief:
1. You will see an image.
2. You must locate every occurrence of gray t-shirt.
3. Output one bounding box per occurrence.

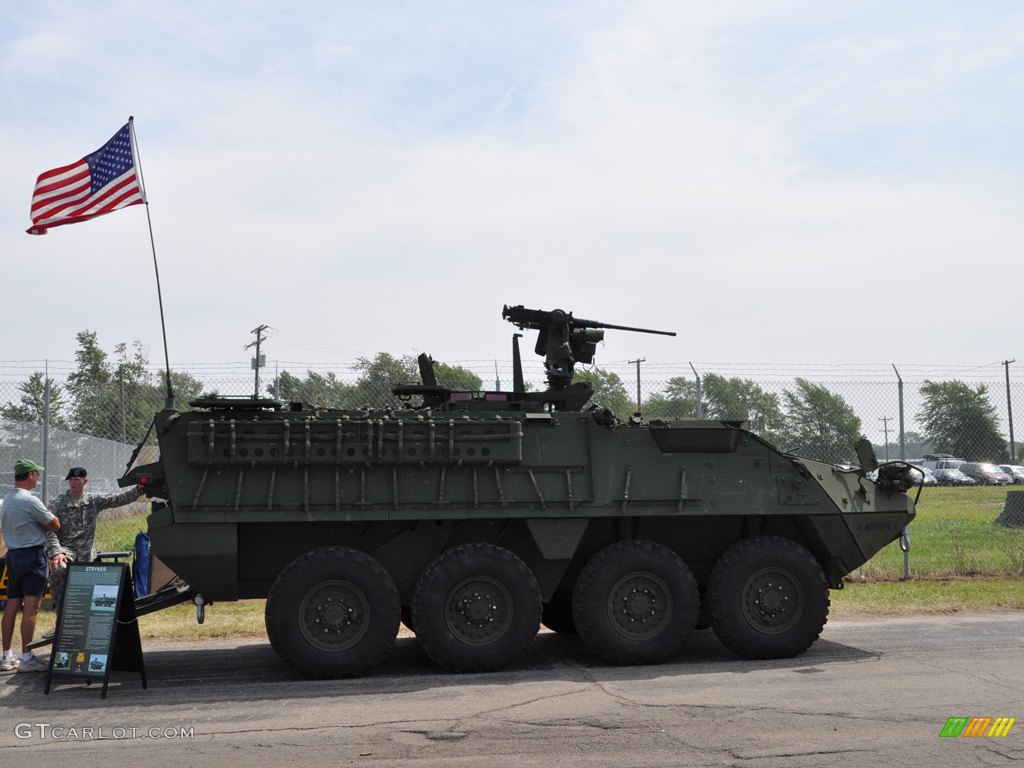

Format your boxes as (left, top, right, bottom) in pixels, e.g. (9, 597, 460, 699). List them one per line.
(0, 488, 55, 548)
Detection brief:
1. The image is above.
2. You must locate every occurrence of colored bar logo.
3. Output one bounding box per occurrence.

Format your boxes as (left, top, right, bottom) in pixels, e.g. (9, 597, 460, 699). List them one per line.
(940, 717, 1015, 738)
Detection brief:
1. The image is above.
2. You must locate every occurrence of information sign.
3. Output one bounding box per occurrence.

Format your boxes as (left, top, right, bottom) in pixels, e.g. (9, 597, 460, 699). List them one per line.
(45, 562, 146, 699)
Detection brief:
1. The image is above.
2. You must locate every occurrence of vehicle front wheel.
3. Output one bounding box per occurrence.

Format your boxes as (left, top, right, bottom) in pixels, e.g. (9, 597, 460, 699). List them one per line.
(706, 536, 829, 660)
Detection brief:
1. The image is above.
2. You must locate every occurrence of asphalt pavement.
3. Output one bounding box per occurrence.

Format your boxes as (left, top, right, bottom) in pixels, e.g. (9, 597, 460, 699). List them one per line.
(1, 612, 1022, 767)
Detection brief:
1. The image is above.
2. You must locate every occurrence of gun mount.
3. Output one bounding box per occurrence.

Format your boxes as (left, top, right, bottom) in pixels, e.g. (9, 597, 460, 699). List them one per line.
(502, 304, 676, 392)
(393, 305, 677, 412)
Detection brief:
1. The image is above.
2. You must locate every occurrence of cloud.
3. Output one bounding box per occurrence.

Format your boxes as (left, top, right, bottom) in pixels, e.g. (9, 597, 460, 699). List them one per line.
(1, 1, 1022, 376)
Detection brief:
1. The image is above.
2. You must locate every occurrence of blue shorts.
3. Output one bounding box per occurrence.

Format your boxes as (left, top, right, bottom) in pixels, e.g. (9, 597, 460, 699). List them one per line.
(6, 546, 48, 599)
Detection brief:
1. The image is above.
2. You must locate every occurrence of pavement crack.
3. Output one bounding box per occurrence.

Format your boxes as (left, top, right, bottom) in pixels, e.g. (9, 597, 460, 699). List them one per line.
(733, 747, 875, 760)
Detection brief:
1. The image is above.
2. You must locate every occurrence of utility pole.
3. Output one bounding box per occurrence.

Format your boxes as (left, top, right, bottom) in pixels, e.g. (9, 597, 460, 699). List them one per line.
(246, 325, 269, 399)
(628, 358, 645, 417)
(879, 416, 892, 461)
(1004, 359, 1016, 461)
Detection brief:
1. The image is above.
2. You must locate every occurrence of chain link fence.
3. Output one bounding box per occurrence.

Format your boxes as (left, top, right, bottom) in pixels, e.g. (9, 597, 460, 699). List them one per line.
(2, 366, 1022, 493)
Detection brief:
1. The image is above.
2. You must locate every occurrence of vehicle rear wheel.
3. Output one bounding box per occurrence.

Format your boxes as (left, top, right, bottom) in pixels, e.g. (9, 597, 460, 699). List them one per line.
(412, 543, 542, 672)
(265, 546, 400, 678)
(541, 593, 578, 635)
(706, 536, 829, 660)
(572, 540, 699, 664)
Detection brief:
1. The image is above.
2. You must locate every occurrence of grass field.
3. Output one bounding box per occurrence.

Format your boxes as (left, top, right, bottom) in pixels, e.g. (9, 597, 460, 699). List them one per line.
(30, 485, 1020, 639)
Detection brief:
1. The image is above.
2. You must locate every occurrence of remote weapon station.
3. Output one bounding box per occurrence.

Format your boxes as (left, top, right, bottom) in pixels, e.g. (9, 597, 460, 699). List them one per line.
(122, 305, 916, 678)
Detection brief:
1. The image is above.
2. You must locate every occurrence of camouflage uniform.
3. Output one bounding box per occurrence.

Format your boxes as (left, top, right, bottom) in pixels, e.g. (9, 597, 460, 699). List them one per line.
(44, 486, 142, 610)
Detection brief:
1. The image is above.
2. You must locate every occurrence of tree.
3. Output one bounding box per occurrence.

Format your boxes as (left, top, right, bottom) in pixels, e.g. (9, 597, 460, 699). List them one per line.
(170, 370, 207, 406)
(917, 380, 1006, 462)
(779, 378, 862, 463)
(110, 340, 159, 443)
(350, 354, 420, 408)
(433, 361, 483, 392)
(574, 367, 633, 420)
(266, 356, 483, 410)
(643, 377, 703, 419)
(268, 370, 355, 407)
(702, 374, 784, 443)
(66, 330, 122, 439)
(873, 430, 933, 462)
(64, 330, 199, 444)
(0, 372, 69, 429)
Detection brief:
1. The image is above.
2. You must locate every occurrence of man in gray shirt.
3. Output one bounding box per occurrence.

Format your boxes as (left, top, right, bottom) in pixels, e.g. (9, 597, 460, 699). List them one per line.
(1, 459, 60, 673)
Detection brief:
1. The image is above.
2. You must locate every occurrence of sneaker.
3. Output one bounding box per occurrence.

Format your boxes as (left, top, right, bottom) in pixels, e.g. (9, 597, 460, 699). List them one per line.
(16, 655, 49, 673)
(0, 657, 19, 673)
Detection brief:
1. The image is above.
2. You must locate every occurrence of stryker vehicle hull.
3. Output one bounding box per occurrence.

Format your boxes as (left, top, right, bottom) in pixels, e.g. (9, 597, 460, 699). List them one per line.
(126, 402, 915, 678)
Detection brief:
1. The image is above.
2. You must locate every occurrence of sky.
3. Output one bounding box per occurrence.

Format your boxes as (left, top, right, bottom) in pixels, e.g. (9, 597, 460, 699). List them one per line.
(1, 0, 1022, 386)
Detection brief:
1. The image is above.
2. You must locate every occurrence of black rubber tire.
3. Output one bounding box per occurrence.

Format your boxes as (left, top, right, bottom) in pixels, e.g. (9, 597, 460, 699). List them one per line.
(541, 593, 578, 635)
(572, 540, 699, 665)
(695, 595, 712, 630)
(412, 543, 542, 672)
(706, 536, 830, 660)
(265, 546, 400, 678)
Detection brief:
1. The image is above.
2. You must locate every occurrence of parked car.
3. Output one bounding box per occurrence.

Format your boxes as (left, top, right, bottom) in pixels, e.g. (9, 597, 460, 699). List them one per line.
(918, 455, 966, 471)
(932, 468, 977, 486)
(998, 465, 1024, 485)
(958, 463, 1013, 486)
(866, 466, 935, 486)
(909, 466, 938, 486)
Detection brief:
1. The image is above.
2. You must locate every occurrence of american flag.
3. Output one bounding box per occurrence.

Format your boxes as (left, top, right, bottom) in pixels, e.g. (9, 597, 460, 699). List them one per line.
(27, 122, 146, 235)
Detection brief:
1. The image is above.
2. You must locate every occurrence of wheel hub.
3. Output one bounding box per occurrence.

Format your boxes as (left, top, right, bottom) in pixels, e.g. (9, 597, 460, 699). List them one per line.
(741, 567, 804, 635)
(299, 579, 370, 651)
(445, 576, 514, 646)
(608, 572, 673, 641)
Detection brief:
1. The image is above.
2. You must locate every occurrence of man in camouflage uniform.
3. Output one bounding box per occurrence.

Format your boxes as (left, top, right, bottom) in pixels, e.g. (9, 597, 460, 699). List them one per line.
(45, 467, 145, 613)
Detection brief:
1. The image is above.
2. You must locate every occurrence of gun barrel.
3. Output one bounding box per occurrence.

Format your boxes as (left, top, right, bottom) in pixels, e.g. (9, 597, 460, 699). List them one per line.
(502, 305, 676, 337)
(573, 317, 676, 337)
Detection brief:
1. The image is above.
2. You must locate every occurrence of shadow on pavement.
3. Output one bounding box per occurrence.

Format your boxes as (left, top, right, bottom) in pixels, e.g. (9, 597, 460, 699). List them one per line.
(2, 627, 879, 711)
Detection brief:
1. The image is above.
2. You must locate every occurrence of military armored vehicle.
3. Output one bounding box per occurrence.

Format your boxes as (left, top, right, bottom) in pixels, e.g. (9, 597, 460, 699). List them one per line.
(121, 305, 917, 678)
(93, 595, 116, 608)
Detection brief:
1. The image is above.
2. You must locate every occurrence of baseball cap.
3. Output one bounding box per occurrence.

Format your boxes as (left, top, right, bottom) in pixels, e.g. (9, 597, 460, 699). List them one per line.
(15, 459, 44, 474)
(66, 467, 88, 479)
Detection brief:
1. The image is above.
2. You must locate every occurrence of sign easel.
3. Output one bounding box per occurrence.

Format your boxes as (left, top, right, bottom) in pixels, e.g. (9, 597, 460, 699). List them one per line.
(44, 562, 146, 699)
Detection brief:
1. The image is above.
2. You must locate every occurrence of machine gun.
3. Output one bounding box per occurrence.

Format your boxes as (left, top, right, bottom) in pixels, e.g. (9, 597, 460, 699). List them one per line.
(502, 304, 676, 391)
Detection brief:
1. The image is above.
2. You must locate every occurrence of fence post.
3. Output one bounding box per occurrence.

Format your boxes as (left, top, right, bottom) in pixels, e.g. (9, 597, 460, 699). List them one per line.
(1004, 359, 1016, 462)
(893, 364, 910, 580)
(42, 360, 50, 504)
(893, 364, 905, 461)
(690, 363, 702, 418)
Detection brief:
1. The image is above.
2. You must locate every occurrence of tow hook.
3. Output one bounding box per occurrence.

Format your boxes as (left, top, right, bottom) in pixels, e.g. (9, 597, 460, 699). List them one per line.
(193, 594, 209, 624)
(900, 527, 911, 581)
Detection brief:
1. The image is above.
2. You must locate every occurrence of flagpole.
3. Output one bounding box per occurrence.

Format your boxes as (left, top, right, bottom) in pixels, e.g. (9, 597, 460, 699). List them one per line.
(128, 116, 175, 409)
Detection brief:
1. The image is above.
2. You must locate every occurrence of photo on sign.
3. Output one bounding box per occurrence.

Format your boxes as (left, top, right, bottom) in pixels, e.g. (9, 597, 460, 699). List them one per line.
(53, 652, 70, 670)
(89, 654, 108, 673)
(91, 586, 117, 611)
